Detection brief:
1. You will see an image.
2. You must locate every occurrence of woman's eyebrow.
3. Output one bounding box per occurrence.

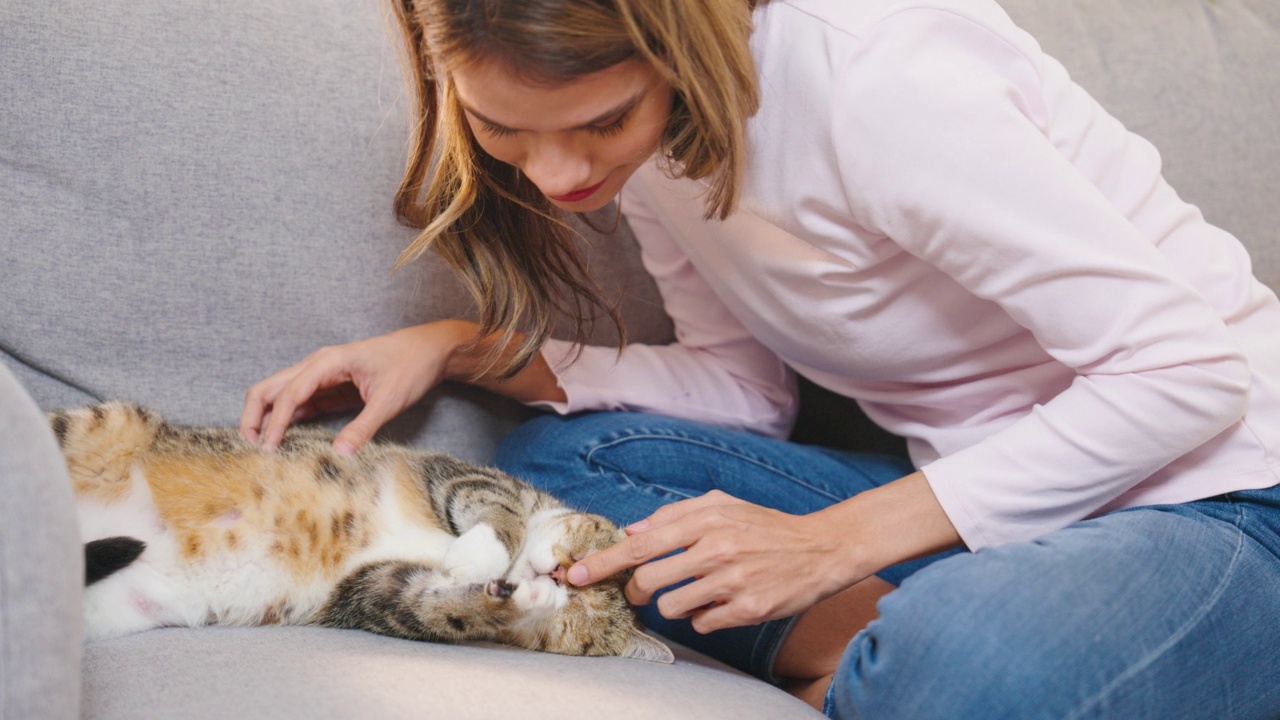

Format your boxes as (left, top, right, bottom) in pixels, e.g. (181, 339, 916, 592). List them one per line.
(461, 90, 645, 133)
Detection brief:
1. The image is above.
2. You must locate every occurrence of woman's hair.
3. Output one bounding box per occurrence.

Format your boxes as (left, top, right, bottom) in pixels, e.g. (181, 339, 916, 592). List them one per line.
(390, 0, 759, 378)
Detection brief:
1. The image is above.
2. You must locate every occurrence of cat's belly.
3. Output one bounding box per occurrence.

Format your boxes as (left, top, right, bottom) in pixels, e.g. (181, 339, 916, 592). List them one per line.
(82, 532, 329, 638)
(82, 465, 461, 639)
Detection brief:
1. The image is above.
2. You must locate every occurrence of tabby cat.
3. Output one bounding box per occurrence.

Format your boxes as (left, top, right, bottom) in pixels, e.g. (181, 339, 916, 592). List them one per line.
(52, 402, 673, 662)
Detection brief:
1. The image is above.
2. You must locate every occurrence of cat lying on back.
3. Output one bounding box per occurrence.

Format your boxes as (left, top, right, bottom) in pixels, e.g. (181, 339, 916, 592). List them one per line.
(51, 402, 673, 662)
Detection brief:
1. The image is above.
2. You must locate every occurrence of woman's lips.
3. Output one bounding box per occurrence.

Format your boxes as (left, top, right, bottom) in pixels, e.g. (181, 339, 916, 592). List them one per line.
(550, 177, 607, 203)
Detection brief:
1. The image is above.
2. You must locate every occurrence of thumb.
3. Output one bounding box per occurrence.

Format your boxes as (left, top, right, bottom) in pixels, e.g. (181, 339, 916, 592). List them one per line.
(334, 398, 397, 456)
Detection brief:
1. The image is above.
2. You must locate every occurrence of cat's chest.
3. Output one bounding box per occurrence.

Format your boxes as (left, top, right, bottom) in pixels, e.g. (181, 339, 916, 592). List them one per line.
(345, 480, 456, 571)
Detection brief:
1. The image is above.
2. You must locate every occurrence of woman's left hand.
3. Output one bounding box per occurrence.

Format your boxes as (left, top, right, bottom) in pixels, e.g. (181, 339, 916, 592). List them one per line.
(567, 490, 864, 633)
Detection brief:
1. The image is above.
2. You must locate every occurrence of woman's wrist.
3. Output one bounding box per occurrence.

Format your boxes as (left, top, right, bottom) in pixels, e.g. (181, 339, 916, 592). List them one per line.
(813, 470, 964, 585)
(430, 319, 568, 405)
(427, 319, 486, 382)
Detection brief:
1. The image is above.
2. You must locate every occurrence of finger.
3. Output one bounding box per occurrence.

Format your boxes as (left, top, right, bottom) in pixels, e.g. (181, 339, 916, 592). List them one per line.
(289, 402, 318, 425)
(631, 489, 741, 533)
(653, 576, 725, 621)
(261, 368, 335, 450)
(240, 375, 289, 442)
(568, 518, 699, 587)
(688, 598, 762, 635)
(625, 548, 713, 606)
(332, 395, 401, 456)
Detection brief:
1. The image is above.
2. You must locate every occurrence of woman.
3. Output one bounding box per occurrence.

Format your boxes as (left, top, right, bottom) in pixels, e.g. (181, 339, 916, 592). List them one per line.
(240, 0, 1280, 716)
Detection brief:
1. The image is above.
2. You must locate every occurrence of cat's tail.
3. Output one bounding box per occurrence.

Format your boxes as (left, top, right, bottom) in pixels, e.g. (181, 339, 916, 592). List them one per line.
(85, 536, 146, 585)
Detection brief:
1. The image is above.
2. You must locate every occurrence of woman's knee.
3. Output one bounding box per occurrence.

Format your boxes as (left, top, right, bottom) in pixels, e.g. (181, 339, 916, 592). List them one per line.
(827, 510, 1253, 719)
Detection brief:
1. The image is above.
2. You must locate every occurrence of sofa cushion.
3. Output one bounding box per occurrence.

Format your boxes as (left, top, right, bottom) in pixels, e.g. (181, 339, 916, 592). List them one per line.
(83, 628, 822, 720)
(0, 0, 672, 464)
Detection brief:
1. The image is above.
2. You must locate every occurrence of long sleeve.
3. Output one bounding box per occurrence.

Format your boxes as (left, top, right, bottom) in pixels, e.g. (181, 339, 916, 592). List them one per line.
(834, 9, 1252, 548)
(531, 182, 799, 439)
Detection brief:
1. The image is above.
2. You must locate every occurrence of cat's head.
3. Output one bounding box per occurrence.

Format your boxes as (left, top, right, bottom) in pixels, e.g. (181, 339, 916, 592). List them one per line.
(501, 509, 674, 663)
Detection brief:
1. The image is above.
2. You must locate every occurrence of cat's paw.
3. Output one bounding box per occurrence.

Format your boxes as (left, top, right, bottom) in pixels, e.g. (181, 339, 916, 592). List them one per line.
(444, 524, 510, 584)
(510, 576, 565, 616)
(486, 579, 516, 599)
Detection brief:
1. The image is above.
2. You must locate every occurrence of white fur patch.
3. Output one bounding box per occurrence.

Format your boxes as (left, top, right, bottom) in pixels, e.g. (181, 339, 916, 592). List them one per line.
(443, 523, 510, 583)
(348, 468, 455, 571)
(505, 507, 575, 615)
(510, 575, 564, 617)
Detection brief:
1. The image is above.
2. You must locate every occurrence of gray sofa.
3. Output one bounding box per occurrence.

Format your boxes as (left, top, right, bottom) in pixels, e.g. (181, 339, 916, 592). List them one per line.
(2, 1, 1276, 718)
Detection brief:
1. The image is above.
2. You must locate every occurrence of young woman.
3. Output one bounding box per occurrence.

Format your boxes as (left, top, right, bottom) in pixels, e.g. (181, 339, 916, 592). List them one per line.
(240, 0, 1280, 716)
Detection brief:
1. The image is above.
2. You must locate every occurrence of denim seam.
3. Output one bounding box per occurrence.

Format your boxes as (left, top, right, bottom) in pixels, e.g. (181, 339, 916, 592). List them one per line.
(584, 432, 846, 503)
(1063, 505, 1248, 720)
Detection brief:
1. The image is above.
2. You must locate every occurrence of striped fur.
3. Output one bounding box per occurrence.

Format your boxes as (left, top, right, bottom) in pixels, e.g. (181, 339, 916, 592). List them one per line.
(52, 402, 672, 662)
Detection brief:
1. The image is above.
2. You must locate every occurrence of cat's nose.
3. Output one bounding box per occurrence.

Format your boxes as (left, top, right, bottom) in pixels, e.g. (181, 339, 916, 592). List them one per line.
(549, 566, 566, 587)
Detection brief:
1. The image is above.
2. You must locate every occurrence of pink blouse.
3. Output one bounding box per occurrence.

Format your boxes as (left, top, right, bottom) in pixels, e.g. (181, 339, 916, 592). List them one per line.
(533, 0, 1280, 549)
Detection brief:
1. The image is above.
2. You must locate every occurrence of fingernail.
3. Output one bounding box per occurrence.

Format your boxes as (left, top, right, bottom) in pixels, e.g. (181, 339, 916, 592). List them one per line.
(334, 440, 356, 457)
(626, 520, 650, 533)
(567, 564, 588, 586)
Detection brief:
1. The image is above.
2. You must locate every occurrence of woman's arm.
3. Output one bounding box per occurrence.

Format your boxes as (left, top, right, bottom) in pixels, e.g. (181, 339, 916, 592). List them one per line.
(832, 9, 1251, 549)
(529, 167, 801, 439)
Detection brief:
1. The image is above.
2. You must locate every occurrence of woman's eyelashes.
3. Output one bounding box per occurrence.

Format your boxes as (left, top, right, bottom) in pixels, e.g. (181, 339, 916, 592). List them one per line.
(586, 113, 627, 137)
(478, 120, 517, 138)
(474, 112, 629, 139)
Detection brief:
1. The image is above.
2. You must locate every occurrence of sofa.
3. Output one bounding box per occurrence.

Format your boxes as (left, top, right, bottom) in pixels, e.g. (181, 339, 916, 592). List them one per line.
(1, 1, 1276, 718)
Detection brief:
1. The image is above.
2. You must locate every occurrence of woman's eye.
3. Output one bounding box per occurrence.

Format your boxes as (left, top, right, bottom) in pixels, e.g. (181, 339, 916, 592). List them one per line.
(587, 114, 627, 137)
(479, 121, 517, 138)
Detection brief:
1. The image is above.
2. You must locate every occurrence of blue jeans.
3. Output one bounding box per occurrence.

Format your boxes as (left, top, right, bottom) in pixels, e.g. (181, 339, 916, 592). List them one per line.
(495, 411, 1280, 720)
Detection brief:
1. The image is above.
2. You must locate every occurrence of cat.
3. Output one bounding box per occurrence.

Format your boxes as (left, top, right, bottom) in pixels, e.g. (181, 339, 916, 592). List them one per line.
(50, 402, 673, 663)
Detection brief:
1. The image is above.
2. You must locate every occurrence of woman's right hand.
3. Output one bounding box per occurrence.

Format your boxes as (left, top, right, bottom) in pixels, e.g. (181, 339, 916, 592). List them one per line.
(240, 320, 477, 455)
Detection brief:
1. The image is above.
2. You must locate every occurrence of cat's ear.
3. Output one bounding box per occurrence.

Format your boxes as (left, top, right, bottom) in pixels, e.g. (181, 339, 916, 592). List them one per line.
(620, 628, 675, 664)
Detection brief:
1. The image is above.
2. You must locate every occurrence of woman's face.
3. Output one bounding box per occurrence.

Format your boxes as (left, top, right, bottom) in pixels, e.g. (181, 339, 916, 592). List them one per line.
(451, 59, 673, 213)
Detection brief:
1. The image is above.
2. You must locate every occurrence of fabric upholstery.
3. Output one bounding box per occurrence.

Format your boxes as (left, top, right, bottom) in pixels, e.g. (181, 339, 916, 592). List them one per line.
(0, 365, 82, 720)
(0, 0, 672, 464)
(83, 628, 822, 720)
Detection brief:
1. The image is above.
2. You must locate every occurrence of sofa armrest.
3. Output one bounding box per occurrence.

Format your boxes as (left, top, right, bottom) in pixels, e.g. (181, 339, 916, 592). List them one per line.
(0, 365, 82, 720)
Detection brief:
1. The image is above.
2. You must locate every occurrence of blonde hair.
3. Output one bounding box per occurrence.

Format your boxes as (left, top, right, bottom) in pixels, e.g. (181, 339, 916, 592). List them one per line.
(390, 0, 759, 378)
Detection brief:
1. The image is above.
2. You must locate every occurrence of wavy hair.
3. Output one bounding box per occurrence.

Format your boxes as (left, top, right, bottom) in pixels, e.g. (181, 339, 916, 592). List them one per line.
(390, 0, 759, 378)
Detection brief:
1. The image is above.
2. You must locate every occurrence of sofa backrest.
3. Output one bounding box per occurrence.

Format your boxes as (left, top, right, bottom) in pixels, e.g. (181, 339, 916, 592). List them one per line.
(3, 0, 1277, 459)
(0, 0, 671, 462)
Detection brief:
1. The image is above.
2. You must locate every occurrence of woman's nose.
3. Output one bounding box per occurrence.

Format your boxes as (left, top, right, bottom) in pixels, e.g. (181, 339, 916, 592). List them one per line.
(521, 135, 593, 197)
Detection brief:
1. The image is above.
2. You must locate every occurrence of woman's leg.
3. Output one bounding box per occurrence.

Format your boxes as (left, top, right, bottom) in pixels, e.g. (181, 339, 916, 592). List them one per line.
(827, 487, 1280, 719)
(494, 411, 951, 679)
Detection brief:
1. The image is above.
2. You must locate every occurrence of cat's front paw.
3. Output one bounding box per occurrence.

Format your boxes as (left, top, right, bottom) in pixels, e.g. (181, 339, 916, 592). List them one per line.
(486, 579, 516, 599)
(444, 524, 510, 584)
(510, 576, 565, 617)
